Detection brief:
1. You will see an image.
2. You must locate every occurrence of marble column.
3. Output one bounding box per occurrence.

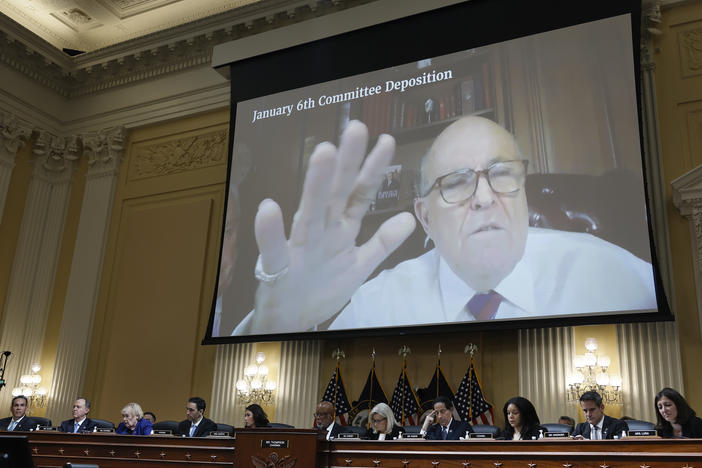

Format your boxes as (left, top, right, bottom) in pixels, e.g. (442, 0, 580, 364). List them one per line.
(0, 130, 78, 413)
(45, 128, 126, 423)
(0, 111, 31, 223)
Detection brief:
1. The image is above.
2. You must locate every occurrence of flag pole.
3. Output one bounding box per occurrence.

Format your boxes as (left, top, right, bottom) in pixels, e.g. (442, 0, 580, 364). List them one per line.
(465, 343, 477, 421)
(398, 345, 411, 426)
(332, 348, 345, 420)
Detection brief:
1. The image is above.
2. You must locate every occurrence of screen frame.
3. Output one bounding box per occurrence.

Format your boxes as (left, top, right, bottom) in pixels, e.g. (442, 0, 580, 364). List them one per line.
(203, 0, 672, 345)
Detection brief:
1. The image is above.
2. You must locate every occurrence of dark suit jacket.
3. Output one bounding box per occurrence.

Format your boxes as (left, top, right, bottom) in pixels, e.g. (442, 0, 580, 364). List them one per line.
(327, 422, 344, 439)
(59, 418, 98, 433)
(0, 416, 36, 431)
(658, 416, 702, 438)
(572, 415, 628, 439)
(177, 417, 218, 437)
(501, 424, 547, 440)
(364, 424, 404, 440)
(424, 419, 473, 440)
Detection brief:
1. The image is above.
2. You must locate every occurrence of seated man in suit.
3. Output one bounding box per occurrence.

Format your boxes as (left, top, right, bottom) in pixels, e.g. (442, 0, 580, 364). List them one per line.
(59, 398, 97, 433)
(421, 395, 473, 440)
(177, 396, 217, 437)
(572, 391, 628, 440)
(0, 395, 35, 431)
(315, 401, 344, 440)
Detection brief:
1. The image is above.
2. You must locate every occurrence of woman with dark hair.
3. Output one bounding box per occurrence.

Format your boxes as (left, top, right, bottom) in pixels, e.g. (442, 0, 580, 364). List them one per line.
(501, 397, 545, 440)
(655, 387, 702, 438)
(244, 404, 270, 428)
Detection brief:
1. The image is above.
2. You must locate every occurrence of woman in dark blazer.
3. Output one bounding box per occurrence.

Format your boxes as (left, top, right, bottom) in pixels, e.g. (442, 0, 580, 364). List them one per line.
(364, 403, 404, 440)
(655, 387, 702, 438)
(501, 396, 546, 440)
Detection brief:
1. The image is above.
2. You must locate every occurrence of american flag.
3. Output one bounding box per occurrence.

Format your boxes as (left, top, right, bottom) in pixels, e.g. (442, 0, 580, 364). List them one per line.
(455, 358, 494, 425)
(321, 364, 352, 425)
(389, 365, 421, 426)
(351, 362, 388, 428)
(417, 363, 455, 412)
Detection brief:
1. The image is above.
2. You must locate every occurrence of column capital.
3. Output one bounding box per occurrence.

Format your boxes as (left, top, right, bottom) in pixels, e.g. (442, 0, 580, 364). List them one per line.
(0, 112, 32, 166)
(81, 126, 126, 179)
(31, 130, 79, 183)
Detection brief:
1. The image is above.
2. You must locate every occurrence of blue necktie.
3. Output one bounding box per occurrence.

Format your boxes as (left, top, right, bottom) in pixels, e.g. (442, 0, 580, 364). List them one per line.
(441, 426, 448, 440)
(467, 291, 502, 320)
(8, 420, 17, 431)
(74, 422, 80, 433)
(189, 424, 196, 437)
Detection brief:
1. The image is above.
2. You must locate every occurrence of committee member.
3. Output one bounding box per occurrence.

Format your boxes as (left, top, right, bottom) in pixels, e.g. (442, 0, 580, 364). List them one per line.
(234, 117, 656, 335)
(558, 415, 575, 432)
(315, 401, 343, 440)
(244, 403, 270, 428)
(364, 402, 403, 440)
(177, 397, 217, 437)
(572, 391, 628, 439)
(501, 396, 545, 440)
(116, 402, 153, 435)
(59, 398, 97, 433)
(143, 411, 157, 424)
(655, 387, 702, 438)
(0, 395, 35, 431)
(421, 395, 472, 440)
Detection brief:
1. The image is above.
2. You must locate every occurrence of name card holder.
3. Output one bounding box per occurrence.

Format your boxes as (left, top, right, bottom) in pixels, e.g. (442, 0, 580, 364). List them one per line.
(400, 433, 424, 439)
(469, 432, 494, 439)
(95, 427, 115, 433)
(545, 431, 570, 438)
(261, 439, 289, 448)
(209, 431, 232, 437)
(153, 429, 173, 435)
(336, 432, 360, 439)
(37, 426, 57, 431)
(627, 430, 657, 437)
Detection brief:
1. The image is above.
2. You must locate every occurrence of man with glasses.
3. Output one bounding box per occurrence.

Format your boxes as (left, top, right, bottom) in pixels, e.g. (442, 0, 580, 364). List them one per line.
(314, 401, 343, 440)
(236, 117, 655, 334)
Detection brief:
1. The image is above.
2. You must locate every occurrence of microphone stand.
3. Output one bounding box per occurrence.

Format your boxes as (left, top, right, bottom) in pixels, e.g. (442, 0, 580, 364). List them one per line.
(0, 351, 11, 392)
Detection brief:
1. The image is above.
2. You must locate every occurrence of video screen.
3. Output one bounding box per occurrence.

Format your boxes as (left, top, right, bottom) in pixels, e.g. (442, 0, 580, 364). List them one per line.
(207, 2, 669, 342)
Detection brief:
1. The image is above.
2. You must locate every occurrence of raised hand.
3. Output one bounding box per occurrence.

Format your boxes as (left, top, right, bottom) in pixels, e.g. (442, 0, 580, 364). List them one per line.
(247, 120, 416, 334)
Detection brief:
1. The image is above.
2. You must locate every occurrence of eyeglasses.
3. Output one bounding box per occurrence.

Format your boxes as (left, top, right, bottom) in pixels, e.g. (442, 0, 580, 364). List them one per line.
(371, 417, 387, 424)
(421, 159, 528, 204)
(314, 413, 333, 418)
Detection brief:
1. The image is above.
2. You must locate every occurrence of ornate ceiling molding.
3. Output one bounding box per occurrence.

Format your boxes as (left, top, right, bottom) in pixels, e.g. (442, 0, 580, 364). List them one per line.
(0, 0, 376, 99)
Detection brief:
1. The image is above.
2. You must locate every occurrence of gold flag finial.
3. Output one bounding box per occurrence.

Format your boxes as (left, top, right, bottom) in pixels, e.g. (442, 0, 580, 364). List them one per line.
(398, 345, 411, 358)
(332, 348, 345, 362)
(465, 343, 478, 357)
(370, 348, 376, 361)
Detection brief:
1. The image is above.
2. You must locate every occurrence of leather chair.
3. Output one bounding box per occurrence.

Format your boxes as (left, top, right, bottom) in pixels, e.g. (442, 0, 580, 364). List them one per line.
(471, 424, 501, 436)
(269, 422, 294, 428)
(624, 420, 654, 431)
(91, 418, 115, 430)
(215, 423, 234, 436)
(542, 423, 572, 434)
(152, 420, 180, 434)
(338, 425, 366, 436)
(30, 416, 52, 428)
(403, 425, 422, 433)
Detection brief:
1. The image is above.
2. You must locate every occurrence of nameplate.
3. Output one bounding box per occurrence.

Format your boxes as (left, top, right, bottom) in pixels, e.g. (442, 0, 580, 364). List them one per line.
(545, 431, 570, 438)
(37, 426, 57, 431)
(153, 429, 172, 435)
(400, 433, 424, 439)
(627, 430, 657, 437)
(209, 431, 231, 437)
(469, 432, 494, 439)
(336, 432, 360, 439)
(261, 439, 289, 448)
(95, 428, 115, 433)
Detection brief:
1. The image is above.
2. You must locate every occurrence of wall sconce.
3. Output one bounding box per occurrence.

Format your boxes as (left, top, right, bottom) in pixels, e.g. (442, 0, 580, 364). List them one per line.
(12, 363, 47, 412)
(566, 338, 622, 405)
(236, 352, 276, 405)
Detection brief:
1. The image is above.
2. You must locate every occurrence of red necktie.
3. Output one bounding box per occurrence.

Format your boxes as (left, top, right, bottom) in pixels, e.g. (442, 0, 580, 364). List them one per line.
(467, 291, 502, 320)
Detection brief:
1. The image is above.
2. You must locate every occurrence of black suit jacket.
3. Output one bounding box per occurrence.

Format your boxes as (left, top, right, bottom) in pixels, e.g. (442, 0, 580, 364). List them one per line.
(59, 418, 98, 433)
(658, 416, 702, 438)
(327, 422, 344, 439)
(572, 415, 628, 439)
(364, 424, 404, 440)
(177, 417, 218, 437)
(424, 419, 473, 440)
(0, 416, 36, 431)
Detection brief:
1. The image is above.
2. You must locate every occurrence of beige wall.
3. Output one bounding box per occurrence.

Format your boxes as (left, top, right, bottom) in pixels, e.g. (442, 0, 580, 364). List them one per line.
(654, 1, 702, 408)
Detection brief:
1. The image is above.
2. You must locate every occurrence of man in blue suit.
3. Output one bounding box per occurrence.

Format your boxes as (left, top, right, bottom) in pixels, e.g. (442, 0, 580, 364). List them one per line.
(421, 396, 473, 440)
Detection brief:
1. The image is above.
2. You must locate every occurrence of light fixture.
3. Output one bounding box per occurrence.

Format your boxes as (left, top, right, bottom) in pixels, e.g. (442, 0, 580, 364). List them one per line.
(566, 338, 622, 405)
(236, 352, 276, 405)
(11, 363, 47, 412)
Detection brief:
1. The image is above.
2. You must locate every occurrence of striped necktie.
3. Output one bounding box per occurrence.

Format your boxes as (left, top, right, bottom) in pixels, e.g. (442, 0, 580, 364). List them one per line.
(467, 291, 502, 320)
(8, 420, 17, 431)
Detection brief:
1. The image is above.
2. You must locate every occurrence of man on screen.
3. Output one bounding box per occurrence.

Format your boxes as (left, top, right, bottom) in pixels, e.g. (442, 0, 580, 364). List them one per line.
(233, 117, 656, 335)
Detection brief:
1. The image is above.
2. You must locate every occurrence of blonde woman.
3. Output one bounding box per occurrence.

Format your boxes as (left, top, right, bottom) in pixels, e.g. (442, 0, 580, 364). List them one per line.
(364, 403, 403, 440)
(116, 402, 153, 435)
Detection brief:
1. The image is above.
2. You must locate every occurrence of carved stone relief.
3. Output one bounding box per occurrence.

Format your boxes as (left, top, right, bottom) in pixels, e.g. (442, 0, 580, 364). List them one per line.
(82, 127, 127, 179)
(32, 131, 80, 182)
(0, 112, 32, 165)
(680, 26, 702, 76)
(129, 128, 227, 180)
